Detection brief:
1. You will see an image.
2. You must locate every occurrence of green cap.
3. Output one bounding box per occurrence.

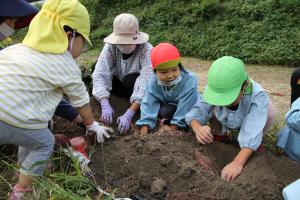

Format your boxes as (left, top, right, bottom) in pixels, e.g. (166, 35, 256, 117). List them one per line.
(203, 56, 248, 106)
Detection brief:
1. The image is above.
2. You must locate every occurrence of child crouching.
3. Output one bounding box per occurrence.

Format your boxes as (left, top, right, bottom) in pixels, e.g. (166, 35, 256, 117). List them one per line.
(185, 56, 275, 181)
(136, 43, 199, 135)
(277, 97, 300, 163)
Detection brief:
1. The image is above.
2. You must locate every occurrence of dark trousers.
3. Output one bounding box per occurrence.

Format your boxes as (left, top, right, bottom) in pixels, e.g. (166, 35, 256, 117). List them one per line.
(111, 73, 139, 99)
(290, 68, 300, 105)
(158, 104, 177, 125)
(54, 99, 78, 121)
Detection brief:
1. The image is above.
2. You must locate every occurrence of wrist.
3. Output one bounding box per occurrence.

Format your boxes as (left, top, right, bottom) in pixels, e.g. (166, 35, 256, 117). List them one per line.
(100, 98, 110, 107)
(191, 120, 203, 131)
(84, 120, 95, 127)
(125, 108, 135, 119)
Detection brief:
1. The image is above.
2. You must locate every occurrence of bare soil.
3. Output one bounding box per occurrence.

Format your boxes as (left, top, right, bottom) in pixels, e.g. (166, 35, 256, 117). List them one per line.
(53, 94, 300, 200)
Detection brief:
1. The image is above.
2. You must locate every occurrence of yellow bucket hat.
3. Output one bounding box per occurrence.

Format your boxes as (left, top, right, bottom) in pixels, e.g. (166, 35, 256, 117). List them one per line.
(22, 0, 91, 53)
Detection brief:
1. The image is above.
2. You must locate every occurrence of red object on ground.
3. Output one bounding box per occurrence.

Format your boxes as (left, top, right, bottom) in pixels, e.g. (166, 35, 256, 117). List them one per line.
(194, 150, 213, 170)
(257, 144, 267, 154)
(69, 136, 88, 158)
(271, 92, 285, 97)
(213, 134, 229, 142)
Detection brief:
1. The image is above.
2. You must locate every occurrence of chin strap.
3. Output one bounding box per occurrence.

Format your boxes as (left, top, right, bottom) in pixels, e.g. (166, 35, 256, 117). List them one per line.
(68, 31, 76, 52)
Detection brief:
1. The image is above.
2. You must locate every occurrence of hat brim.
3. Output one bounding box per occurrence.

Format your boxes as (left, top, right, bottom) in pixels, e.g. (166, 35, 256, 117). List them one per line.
(104, 32, 149, 44)
(3, 0, 39, 29)
(203, 84, 242, 106)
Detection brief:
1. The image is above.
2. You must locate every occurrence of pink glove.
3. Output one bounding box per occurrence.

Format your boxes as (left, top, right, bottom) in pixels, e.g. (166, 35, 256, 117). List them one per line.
(117, 109, 135, 134)
(100, 98, 114, 124)
(86, 121, 112, 143)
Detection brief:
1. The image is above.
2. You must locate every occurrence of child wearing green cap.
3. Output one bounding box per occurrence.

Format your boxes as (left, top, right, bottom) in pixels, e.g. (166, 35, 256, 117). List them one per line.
(0, 0, 111, 199)
(136, 43, 199, 135)
(185, 56, 275, 181)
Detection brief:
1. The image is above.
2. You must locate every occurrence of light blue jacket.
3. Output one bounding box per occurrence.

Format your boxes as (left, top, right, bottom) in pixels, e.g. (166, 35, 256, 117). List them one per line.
(277, 97, 300, 163)
(185, 80, 269, 150)
(136, 68, 198, 129)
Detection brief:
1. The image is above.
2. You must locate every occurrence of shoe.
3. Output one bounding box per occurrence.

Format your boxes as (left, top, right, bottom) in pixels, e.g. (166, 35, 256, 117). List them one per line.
(9, 184, 32, 200)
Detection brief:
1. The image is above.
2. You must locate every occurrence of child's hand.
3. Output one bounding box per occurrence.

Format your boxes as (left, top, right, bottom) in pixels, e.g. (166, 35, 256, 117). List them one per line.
(191, 120, 213, 144)
(221, 161, 243, 181)
(140, 125, 149, 135)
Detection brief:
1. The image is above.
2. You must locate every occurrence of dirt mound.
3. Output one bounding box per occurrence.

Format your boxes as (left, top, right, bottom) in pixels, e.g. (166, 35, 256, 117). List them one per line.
(51, 96, 300, 200)
(90, 132, 300, 200)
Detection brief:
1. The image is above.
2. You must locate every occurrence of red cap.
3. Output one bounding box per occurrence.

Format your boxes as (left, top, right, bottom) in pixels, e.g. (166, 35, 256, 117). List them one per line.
(150, 43, 180, 70)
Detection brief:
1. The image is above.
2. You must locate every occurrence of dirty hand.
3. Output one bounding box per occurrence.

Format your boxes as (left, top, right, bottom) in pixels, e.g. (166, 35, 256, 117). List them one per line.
(100, 98, 114, 124)
(195, 125, 213, 144)
(117, 109, 135, 134)
(221, 161, 243, 181)
(86, 121, 111, 143)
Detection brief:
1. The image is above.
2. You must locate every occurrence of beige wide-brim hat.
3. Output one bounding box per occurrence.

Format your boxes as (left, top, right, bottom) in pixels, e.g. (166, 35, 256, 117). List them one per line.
(104, 13, 149, 45)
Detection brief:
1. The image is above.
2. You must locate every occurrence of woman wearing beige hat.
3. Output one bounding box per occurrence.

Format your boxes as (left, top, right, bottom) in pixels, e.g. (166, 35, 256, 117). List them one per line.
(92, 13, 153, 134)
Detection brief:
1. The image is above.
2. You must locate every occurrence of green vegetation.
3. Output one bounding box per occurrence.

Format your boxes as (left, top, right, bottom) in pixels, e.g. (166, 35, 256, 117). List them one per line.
(82, 0, 300, 66)
(0, 147, 116, 200)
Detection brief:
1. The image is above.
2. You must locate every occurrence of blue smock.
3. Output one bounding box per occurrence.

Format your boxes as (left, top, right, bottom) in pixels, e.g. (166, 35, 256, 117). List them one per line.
(136, 68, 198, 129)
(277, 97, 300, 163)
(185, 80, 269, 150)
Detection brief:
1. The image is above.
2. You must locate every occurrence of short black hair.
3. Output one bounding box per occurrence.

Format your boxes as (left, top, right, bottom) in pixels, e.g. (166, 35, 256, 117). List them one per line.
(63, 25, 82, 37)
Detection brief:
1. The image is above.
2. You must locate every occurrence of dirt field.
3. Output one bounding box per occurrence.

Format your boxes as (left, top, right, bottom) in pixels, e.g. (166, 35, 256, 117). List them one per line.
(65, 57, 298, 200)
(55, 91, 299, 200)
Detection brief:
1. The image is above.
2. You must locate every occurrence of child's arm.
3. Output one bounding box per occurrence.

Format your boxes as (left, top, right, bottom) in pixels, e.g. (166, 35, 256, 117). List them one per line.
(170, 75, 198, 128)
(76, 103, 95, 125)
(135, 78, 161, 130)
(190, 119, 213, 144)
(221, 147, 253, 181)
(286, 98, 300, 130)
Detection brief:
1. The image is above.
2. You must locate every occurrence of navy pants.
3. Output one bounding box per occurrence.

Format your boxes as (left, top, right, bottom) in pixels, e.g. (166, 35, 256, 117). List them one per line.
(111, 73, 139, 99)
(55, 99, 78, 121)
(158, 104, 177, 125)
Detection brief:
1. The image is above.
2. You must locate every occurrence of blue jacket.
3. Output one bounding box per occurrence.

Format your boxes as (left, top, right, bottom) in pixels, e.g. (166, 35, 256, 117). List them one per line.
(277, 97, 300, 163)
(185, 80, 269, 150)
(136, 68, 198, 129)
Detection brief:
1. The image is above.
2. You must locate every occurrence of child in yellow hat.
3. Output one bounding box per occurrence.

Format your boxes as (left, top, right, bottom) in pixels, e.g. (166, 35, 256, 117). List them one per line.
(136, 43, 199, 135)
(0, 0, 111, 199)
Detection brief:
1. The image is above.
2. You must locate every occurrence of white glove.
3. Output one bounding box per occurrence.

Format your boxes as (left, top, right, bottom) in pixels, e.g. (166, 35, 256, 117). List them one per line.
(63, 147, 93, 177)
(86, 121, 112, 143)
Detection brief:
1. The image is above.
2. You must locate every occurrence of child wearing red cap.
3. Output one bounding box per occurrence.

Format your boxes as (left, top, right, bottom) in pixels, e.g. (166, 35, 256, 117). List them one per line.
(136, 43, 199, 134)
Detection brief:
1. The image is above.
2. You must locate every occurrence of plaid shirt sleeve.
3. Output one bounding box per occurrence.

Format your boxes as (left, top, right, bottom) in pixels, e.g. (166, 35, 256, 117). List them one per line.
(92, 44, 114, 101)
(130, 43, 154, 103)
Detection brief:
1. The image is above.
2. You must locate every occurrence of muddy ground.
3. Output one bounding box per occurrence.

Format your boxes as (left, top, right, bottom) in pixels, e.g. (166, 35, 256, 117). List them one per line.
(52, 94, 300, 200)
